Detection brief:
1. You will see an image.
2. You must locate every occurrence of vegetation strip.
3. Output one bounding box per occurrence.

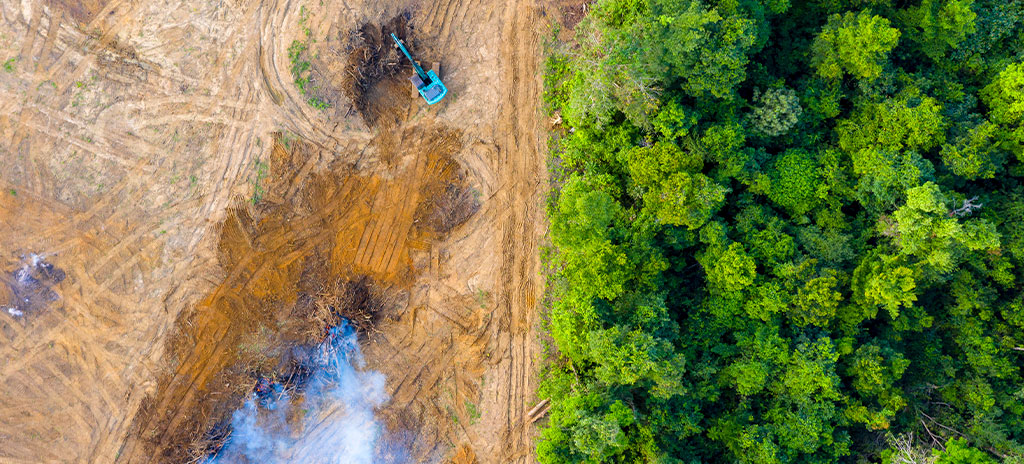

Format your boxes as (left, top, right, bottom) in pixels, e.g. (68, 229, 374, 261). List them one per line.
(288, 6, 330, 110)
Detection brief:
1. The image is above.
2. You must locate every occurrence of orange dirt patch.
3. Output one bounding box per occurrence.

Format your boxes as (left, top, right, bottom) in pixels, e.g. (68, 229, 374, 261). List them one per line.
(120, 121, 473, 462)
(449, 443, 480, 464)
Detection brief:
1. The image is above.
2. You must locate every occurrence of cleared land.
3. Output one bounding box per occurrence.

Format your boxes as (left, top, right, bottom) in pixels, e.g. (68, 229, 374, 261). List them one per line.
(0, 0, 551, 461)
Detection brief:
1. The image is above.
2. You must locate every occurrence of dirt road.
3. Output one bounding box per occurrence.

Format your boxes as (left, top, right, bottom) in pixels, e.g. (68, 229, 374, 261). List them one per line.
(0, 0, 547, 461)
(484, 0, 545, 460)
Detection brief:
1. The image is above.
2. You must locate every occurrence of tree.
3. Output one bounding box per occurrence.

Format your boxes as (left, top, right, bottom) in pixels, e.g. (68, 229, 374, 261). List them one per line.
(900, 0, 977, 61)
(939, 121, 1007, 179)
(549, 174, 630, 362)
(537, 389, 639, 464)
(932, 438, 998, 464)
(811, 11, 901, 80)
(838, 92, 946, 154)
(626, 141, 728, 229)
(713, 337, 850, 462)
(843, 343, 909, 430)
(550, 175, 630, 300)
(948, 0, 1024, 74)
(981, 61, 1024, 160)
(726, 324, 790, 395)
(850, 147, 934, 211)
(703, 242, 758, 294)
(890, 182, 1001, 276)
(747, 87, 803, 137)
(570, 400, 635, 462)
(838, 92, 945, 210)
(791, 272, 843, 327)
(652, 98, 699, 141)
(650, 172, 729, 229)
(763, 148, 821, 216)
(587, 324, 686, 398)
(852, 255, 918, 320)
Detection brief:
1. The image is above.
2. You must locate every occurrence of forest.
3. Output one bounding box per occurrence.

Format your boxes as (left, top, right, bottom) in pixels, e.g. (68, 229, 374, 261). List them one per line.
(538, 0, 1024, 462)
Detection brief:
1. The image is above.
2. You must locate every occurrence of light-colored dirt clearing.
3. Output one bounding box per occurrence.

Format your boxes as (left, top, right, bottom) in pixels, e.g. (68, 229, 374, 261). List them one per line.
(0, 0, 549, 461)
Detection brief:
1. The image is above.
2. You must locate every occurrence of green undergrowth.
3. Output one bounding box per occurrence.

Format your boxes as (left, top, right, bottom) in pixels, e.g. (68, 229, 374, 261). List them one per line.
(288, 6, 330, 111)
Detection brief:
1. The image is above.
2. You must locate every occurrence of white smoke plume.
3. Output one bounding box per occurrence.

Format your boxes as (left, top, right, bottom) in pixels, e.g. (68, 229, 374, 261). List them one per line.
(205, 322, 403, 464)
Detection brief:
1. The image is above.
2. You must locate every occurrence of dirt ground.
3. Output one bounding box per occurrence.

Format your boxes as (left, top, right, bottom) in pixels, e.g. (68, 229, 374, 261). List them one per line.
(0, 0, 552, 461)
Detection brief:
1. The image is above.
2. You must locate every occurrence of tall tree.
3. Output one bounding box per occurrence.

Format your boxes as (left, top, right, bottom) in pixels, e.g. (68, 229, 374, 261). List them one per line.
(811, 10, 901, 80)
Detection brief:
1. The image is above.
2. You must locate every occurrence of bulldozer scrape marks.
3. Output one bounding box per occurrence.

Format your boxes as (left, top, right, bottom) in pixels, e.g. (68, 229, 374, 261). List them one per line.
(0, 0, 547, 461)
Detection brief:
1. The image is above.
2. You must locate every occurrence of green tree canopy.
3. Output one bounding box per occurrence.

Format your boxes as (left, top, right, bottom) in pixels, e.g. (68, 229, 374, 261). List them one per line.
(811, 10, 901, 80)
(540, 0, 1024, 461)
(900, 0, 977, 61)
(981, 61, 1024, 160)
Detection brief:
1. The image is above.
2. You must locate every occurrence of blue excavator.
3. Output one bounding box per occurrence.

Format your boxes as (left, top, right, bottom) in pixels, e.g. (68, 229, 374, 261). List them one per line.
(390, 33, 447, 105)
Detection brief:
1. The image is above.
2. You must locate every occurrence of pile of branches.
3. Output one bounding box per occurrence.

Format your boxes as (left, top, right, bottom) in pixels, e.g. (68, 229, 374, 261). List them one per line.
(341, 14, 414, 125)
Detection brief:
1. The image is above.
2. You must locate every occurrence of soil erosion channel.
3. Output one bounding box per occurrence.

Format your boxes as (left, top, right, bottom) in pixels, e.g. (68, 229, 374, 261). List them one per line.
(0, 0, 546, 462)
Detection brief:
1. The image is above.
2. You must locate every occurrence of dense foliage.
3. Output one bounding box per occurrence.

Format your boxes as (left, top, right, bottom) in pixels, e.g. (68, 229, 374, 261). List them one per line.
(539, 0, 1024, 462)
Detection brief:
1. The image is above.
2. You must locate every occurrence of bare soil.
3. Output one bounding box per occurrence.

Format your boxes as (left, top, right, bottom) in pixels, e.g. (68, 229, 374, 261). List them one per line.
(119, 127, 468, 462)
(0, 0, 549, 461)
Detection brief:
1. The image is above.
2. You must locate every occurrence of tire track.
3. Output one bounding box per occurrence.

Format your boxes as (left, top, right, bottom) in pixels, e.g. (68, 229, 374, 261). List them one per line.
(484, 0, 544, 461)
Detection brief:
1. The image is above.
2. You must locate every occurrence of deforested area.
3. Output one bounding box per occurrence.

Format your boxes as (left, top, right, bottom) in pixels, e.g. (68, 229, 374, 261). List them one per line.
(0, 0, 546, 461)
(539, 0, 1024, 463)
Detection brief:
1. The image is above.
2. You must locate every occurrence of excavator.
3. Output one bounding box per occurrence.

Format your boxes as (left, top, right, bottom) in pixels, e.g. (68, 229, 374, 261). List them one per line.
(390, 33, 447, 105)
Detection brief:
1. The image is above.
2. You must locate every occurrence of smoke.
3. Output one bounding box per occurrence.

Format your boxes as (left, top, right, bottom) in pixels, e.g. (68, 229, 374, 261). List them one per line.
(205, 322, 404, 464)
(3, 252, 64, 319)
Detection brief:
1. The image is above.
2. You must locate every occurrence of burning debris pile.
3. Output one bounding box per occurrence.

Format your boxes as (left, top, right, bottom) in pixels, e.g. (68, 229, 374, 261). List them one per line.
(298, 274, 395, 340)
(202, 320, 401, 464)
(2, 253, 65, 319)
(175, 270, 403, 463)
